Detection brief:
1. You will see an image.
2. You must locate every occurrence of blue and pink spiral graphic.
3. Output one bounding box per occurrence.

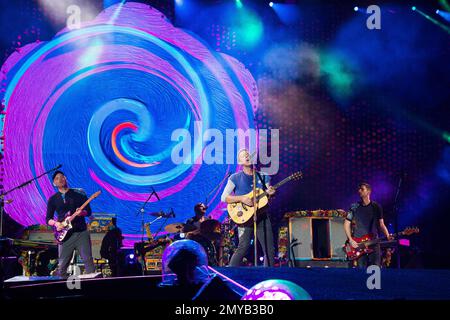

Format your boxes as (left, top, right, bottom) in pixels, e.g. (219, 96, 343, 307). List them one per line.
(0, 3, 257, 242)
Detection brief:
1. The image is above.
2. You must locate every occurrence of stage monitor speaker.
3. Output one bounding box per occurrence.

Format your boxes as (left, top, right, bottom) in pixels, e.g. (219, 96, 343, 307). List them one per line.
(90, 232, 107, 260)
(289, 216, 347, 262)
(329, 217, 347, 260)
(289, 217, 313, 260)
(27, 230, 55, 242)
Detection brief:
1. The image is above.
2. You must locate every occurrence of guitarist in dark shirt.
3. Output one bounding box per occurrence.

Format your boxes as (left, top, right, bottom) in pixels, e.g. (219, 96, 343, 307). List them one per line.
(344, 182, 391, 268)
(46, 170, 95, 277)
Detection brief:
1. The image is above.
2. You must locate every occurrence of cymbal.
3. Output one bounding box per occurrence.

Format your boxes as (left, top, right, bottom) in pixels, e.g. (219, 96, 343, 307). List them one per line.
(164, 223, 185, 233)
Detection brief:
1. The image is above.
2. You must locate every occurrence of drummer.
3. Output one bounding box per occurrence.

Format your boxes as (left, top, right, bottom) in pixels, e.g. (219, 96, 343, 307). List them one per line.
(184, 203, 207, 231)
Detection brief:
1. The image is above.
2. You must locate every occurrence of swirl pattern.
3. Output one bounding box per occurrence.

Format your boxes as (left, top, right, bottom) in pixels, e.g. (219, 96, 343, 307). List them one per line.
(0, 3, 257, 242)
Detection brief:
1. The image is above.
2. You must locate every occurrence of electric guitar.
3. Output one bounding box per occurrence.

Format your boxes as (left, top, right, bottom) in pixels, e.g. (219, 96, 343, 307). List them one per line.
(53, 191, 101, 243)
(344, 226, 419, 261)
(227, 171, 303, 224)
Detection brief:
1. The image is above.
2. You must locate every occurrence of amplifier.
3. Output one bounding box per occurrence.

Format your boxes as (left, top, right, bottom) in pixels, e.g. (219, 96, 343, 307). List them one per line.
(288, 216, 347, 263)
(90, 232, 107, 260)
(26, 226, 55, 243)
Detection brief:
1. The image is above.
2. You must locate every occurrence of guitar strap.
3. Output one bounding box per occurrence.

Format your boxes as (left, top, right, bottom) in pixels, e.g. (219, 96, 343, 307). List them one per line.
(256, 171, 267, 190)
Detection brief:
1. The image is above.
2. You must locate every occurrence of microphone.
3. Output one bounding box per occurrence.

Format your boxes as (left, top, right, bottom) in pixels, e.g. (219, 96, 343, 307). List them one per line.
(151, 186, 161, 201)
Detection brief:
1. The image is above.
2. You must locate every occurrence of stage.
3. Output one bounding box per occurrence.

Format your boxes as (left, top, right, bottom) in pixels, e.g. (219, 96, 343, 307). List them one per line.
(1, 0, 450, 305)
(3, 267, 450, 300)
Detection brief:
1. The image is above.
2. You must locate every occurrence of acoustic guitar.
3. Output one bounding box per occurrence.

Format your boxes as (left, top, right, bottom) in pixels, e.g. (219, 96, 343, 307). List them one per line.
(227, 172, 302, 224)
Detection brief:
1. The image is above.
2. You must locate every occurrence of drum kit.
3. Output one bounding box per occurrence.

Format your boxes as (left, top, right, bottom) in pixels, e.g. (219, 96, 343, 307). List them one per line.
(129, 205, 238, 270)
(140, 210, 235, 267)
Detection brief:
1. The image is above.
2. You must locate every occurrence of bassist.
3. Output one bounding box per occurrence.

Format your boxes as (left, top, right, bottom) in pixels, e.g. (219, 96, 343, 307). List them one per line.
(344, 182, 391, 268)
(46, 170, 95, 277)
(221, 149, 276, 267)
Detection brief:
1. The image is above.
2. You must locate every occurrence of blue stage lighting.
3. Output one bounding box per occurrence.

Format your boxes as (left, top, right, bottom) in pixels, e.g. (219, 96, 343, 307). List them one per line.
(412, 6, 416, 11)
(436, 9, 450, 22)
(270, 2, 274, 7)
(354, 6, 359, 12)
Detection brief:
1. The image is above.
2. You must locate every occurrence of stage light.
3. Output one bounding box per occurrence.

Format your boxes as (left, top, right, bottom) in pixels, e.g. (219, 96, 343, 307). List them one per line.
(78, 39, 104, 68)
(269, 2, 274, 7)
(413, 7, 450, 34)
(242, 279, 312, 300)
(270, 3, 300, 25)
(107, 0, 125, 24)
(436, 9, 450, 22)
(354, 6, 359, 12)
(444, 132, 450, 143)
(412, 6, 416, 11)
(128, 253, 134, 259)
(161, 240, 209, 286)
(399, 239, 410, 247)
(236, 0, 243, 9)
(175, 0, 183, 5)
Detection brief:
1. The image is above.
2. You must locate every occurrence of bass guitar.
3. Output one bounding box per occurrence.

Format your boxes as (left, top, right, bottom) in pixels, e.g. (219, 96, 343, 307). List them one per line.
(344, 226, 419, 261)
(227, 171, 302, 224)
(53, 191, 101, 243)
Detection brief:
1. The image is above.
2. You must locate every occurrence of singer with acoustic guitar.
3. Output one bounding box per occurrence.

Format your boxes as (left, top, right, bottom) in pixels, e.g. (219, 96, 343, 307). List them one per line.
(46, 170, 96, 277)
(221, 149, 276, 267)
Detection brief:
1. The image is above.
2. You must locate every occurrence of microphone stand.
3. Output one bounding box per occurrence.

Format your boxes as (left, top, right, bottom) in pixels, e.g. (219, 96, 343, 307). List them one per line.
(204, 172, 231, 208)
(393, 174, 404, 269)
(252, 163, 258, 267)
(0, 164, 62, 238)
(289, 239, 299, 267)
(152, 209, 174, 239)
(251, 115, 260, 267)
(135, 188, 160, 275)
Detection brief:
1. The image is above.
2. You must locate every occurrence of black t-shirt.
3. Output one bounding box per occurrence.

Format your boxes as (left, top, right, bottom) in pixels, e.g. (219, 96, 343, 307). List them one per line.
(46, 188, 92, 232)
(186, 216, 202, 229)
(346, 201, 383, 238)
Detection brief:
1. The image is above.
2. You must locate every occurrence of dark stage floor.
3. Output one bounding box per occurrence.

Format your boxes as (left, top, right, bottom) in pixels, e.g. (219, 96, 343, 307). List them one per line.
(2, 267, 450, 300)
(215, 267, 450, 300)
